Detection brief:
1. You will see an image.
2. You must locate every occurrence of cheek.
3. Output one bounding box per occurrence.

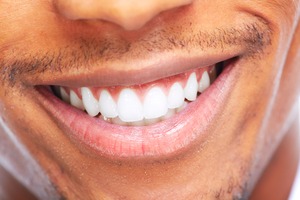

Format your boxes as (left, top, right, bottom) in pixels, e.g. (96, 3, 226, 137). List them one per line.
(266, 17, 300, 136)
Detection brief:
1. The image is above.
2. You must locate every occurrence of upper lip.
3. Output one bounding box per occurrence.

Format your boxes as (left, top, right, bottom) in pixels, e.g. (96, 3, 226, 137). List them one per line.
(26, 50, 241, 88)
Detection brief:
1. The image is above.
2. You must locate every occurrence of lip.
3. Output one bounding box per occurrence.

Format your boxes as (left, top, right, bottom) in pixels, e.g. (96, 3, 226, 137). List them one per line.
(36, 58, 237, 159)
(29, 49, 241, 88)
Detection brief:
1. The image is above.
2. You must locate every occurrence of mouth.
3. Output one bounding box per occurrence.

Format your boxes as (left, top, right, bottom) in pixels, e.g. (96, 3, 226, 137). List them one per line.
(51, 62, 223, 126)
(37, 57, 237, 159)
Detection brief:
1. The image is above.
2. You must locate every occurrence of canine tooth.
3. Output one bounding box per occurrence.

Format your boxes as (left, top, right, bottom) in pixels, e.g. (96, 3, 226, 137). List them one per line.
(184, 72, 198, 101)
(70, 90, 84, 110)
(198, 71, 210, 93)
(81, 87, 100, 117)
(167, 82, 184, 109)
(99, 90, 118, 118)
(60, 87, 70, 103)
(117, 88, 143, 122)
(143, 87, 168, 119)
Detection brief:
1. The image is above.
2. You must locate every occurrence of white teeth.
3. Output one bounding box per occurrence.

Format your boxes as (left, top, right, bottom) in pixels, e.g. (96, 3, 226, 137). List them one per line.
(117, 88, 144, 122)
(167, 82, 184, 109)
(60, 87, 70, 103)
(99, 90, 118, 118)
(184, 72, 198, 101)
(70, 90, 84, 110)
(198, 71, 210, 93)
(59, 68, 215, 125)
(143, 87, 168, 119)
(81, 87, 100, 117)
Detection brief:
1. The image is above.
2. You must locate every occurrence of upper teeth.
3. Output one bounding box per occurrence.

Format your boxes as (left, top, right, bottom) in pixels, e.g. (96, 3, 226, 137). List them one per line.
(118, 88, 144, 122)
(144, 87, 168, 119)
(99, 89, 118, 118)
(57, 68, 212, 125)
(198, 71, 210, 93)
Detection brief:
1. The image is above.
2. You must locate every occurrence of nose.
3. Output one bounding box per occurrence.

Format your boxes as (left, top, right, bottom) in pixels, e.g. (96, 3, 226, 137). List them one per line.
(54, 0, 193, 30)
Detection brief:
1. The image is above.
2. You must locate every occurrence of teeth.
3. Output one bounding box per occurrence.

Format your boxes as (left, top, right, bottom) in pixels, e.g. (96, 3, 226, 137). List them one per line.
(70, 90, 84, 110)
(60, 87, 70, 103)
(81, 87, 100, 117)
(117, 88, 144, 122)
(56, 66, 218, 125)
(167, 82, 184, 109)
(198, 71, 210, 93)
(99, 90, 118, 118)
(184, 72, 198, 101)
(143, 87, 168, 119)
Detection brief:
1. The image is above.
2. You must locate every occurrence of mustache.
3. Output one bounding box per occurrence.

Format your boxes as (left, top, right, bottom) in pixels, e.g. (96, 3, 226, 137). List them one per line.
(0, 20, 272, 86)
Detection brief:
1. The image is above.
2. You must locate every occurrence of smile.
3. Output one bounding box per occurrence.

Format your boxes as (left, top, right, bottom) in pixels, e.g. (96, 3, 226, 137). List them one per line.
(52, 63, 222, 126)
(37, 56, 238, 158)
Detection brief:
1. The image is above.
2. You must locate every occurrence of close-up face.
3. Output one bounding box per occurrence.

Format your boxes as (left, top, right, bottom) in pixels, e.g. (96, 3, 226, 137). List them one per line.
(0, 0, 299, 199)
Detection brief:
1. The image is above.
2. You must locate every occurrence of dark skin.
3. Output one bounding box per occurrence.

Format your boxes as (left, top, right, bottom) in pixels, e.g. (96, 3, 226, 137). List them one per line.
(0, 0, 300, 199)
(0, 122, 298, 199)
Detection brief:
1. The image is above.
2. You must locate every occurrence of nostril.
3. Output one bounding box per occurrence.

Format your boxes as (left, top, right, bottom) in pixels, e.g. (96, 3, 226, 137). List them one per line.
(54, 0, 193, 30)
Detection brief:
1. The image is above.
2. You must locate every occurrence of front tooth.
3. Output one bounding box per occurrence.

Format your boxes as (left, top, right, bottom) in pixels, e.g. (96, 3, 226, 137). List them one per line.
(184, 72, 198, 101)
(60, 87, 70, 103)
(167, 82, 184, 109)
(143, 87, 168, 119)
(70, 90, 84, 110)
(81, 87, 100, 117)
(99, 90, 118, 118)
(117, 88, 143, 122)
(198, 71, 210, 93)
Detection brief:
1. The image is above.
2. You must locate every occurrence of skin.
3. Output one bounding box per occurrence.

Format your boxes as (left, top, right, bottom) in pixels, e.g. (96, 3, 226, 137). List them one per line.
(0, 0, 300, 199)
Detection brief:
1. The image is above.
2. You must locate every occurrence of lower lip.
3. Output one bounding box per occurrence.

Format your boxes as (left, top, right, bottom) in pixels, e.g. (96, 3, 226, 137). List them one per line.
(37, 64, 235, 159)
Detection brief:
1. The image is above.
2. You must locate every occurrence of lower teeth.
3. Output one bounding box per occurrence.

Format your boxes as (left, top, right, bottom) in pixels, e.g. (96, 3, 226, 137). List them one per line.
(101, 101, 188, 126)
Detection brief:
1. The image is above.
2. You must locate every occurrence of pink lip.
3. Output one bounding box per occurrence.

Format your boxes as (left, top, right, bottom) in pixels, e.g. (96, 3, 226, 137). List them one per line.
(37, 63, 235, 159)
